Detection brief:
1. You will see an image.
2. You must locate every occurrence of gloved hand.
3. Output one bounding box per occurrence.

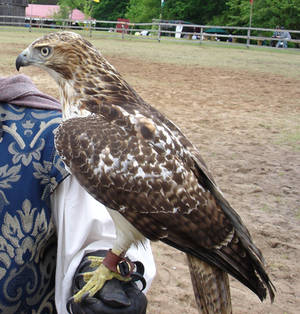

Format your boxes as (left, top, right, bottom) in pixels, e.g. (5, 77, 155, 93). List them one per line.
(67, 250, 147, 314)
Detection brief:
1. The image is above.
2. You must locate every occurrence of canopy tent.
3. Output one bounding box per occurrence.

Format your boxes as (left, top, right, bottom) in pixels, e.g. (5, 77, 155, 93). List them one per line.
(204, 28, 227, 34)
(25, 4, 91, 21)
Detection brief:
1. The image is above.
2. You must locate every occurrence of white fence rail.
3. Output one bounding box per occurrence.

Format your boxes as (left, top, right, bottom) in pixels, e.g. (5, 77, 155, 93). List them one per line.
(1, 15, 300, 49)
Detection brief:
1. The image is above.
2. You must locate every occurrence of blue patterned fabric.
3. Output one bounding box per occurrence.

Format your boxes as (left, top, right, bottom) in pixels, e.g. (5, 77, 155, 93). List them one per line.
(0, 103, 69, 313)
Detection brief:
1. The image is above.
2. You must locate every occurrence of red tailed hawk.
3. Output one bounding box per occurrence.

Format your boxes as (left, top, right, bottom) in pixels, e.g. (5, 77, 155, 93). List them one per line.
(16, 31, 275, 313)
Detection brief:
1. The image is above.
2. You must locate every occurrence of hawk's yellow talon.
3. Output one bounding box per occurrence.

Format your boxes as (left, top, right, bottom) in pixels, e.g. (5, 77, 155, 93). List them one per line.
(73, 262, 131, 303)
(87, 256, 104, 268)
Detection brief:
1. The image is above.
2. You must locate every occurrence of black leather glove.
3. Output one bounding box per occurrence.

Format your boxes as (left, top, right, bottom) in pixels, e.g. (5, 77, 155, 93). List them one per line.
(67, 250, 147, 314)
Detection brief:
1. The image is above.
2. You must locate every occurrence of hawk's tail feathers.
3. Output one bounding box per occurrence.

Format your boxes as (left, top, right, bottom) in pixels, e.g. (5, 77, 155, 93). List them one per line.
(187, 253, 232, 314)
(203, 231, 276, 304)
(193, 160, 276, 303)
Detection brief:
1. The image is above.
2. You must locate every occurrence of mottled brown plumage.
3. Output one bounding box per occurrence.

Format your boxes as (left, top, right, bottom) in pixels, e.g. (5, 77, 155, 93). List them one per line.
(187, 254, 232, 313)
(16, 31, 275, 313)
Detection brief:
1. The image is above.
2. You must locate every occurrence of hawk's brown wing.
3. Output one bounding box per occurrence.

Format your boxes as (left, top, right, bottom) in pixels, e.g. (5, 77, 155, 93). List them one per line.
(55, 109, 274, 304)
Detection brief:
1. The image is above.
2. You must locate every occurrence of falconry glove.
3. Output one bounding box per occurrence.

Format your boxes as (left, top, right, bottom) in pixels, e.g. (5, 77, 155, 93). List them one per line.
(67, 250, 147, 314)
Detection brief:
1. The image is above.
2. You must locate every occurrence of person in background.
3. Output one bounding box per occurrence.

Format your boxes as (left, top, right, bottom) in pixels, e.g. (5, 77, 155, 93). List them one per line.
(271, 25, 281, 47)
(0, 74, 155, 314)
(276, 27, 291, 48)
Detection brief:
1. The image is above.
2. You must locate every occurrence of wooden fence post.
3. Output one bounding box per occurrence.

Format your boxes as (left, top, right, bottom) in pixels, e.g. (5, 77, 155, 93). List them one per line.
(122, 24, 125, 39)
(247, 1, 253, 48)
(200, 27, 203, 44)
(158, 21, 161, 43)
(247, 28, 251, 47)
(89, 21, 92, 37)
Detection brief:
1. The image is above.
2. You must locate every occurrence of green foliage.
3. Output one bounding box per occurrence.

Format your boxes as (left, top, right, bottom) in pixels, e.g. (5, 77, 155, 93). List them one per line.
(126, 0, 161, 23)
(126, 0, 226, 24)
(58, 0, 96, 18)
(163, 0, 226, 24)
(255, 0, 300, 30)
(56, 0, 300, 33)
(224, 0, 300, 30)
(224, 0, 251, 26)
(92, 0, 130, 21)
(58, 0, 79, 11)
(52, 3, 70, 21)
(34, 0, 58, 4)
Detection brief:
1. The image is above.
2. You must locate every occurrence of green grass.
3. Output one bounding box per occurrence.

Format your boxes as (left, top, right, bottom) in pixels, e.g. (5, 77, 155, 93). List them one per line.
(278, 129, 300, 151)
(92, 35, 300, 78)
(1, 26, 300, 78)
(260, 204, 271, 212)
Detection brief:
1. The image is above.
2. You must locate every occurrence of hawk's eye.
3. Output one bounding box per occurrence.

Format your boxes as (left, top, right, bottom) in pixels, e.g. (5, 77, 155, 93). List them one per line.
(40, 47, 51, 57)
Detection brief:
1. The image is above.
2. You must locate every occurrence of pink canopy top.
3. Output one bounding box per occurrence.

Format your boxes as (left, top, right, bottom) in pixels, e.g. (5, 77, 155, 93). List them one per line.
(26, 4, 91, 21)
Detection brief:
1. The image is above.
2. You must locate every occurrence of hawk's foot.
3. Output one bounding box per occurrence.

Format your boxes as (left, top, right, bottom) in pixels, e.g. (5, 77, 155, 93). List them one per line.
(73, 262, 131, 303)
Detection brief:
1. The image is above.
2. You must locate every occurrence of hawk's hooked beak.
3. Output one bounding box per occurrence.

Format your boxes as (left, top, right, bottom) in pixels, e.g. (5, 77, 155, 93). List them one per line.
(16, 48, 31, 71)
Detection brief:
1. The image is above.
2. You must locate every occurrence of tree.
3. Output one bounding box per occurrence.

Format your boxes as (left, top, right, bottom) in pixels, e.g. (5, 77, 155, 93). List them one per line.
(56, 0, 300, 32)
(57, 0, 97, 18)
(92, 0, 130, 21)
(163, 0, 226, 24)
(126, 0, 161, 23)
(254, 0, 300, 30)
(52, 3, 70, 20)
(224, 0, 300, 30)
(35, 0, 58, 4)
(126, 0, 227, 24)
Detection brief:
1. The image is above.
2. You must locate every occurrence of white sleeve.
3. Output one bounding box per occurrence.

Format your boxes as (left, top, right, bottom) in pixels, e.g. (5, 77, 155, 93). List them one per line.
(51, 175, 156, 314)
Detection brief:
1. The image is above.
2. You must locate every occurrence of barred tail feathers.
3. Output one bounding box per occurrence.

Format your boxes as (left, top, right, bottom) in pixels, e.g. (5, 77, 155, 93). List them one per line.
(187, 253, 232, 314)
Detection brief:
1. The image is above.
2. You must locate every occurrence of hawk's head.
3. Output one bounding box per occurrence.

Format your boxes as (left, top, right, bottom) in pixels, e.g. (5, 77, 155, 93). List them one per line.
(16, 31, 136, 118)
(16, 31, 115, 83)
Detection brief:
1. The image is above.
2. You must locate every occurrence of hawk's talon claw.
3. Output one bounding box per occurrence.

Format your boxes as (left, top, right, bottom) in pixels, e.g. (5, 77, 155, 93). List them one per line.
(74, 272, 87, 286)
(78, 258, 93, 269)
(130, 272, 147, 291)
(81, 292, 90, 301)
(66, 297, 73, 313)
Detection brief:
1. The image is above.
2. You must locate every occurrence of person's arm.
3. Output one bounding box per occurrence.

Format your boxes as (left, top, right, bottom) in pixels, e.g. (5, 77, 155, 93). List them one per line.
(51, 176, 156, 313)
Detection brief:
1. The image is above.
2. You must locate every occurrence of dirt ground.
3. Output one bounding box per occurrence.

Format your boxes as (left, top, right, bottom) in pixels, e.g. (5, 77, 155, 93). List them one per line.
(2, 45, 300, 314)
